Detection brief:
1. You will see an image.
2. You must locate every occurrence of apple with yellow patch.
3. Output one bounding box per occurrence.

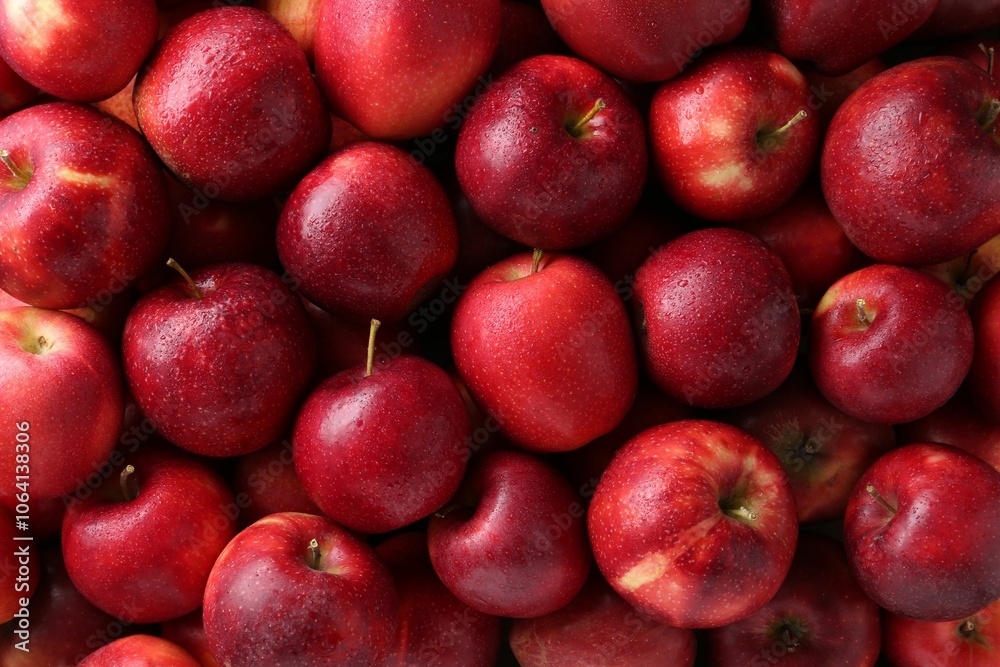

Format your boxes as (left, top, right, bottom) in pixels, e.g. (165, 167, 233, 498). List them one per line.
(649, 45, 820, 222)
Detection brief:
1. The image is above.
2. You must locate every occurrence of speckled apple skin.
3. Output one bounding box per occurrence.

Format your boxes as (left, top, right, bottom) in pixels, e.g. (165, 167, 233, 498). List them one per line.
(451, 251, 637, 452)
(62, 448, 238, 624)
(79, 635, 201, 667)
(650, 46, 820, 222)
(759, 0, 939, 76)
(204, 512, 398, 667)
(0, 0, 158, 102)
(456, 54, 647, 250)
(122, 263, 317, 457)
(134, 7, 330, 202)
(0, 307, 122, 502)
(970, 277, 1000, 424)
(315, 0, 500, 140)
(293, 355, 471, 534)
(883, 596, 1000, 666)
(428, 450, 592, 618)
(277, 141, 458, 324)
(589, 420, 798, 629)
(822, 57, 1000, 265)
(844, 443, 1000, 621)
(633, 228, 800, 409)
(540, 0, 748, 83)
(0, 103, 169, 309)
(810, 264, 973, 425)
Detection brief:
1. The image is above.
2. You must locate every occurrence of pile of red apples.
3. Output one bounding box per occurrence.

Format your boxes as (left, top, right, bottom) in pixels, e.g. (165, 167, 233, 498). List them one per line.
(2, 0, 1000, 665)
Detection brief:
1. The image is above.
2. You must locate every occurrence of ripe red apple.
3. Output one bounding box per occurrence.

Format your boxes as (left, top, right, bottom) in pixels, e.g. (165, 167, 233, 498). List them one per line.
(451, 251, 637, 452)
(509, 569, 697, 667)
(428, 450, 591, 618)
(0, 307, 122, 502)
(801, 58, 887, 127)
(203, 512, 398, 666)
(706, 534, 881, 665)
(0, 504, 36, 624)
(0, 56, 36, 117)
(632, 228, 800, 409)
(0, 285, 134, 345)
(969, 275, 1000, 423)
(232, 438, 322, 527)
(0, 0, 158, 102)
(897, 390, 1000, 473)
(883, 596, 1000, 666)
(539, 0, 750, 82)
(589, 420, 798, 629)
(315, 0, 501, 140)
(758, 0, 939, 76)
(845, 443, 1000, 621)
(822, 56, 1000, 265)
(376, 532, 502, 667)
(122, 262, 317, 458)
(0, 102, 169, 309)
(256, 0, 321, 61)
(650, 46, 819, 222)
(79, 635, 201, 667)
(278, 141, 458, 324)
(810, 264, 973, 424)
(161, 609, 219, 667)
(134, 6, 330, 202)
(455, 54, 647, 249)
(914, 0, 1000, 39)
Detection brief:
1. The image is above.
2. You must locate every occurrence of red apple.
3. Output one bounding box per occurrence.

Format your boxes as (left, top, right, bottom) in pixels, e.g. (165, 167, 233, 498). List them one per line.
(0, 286, 134, 345)
(0, 56, 36, 117)
(451, 251, 638, 452)
(428, 450, 591, 618)
(897, 390, 1000, 472)
(632, 228, 800, 409)
(79, 635, 201, 667)
(914, 0, 1000, 39)
(883, 596, 1000, 666)
(589, 420, 798, 629)
(801, 58, 887, 128)
(0, 307, 122, 502)
(161, 609, 219, 667)
(810, 264, 973, 424)
(122, 262, 316, 458)
(456, 54, 647, 249)
(969, 275, 1000, 423)
(203, 512, 398, 666)
(845, 443, 1000, 621)
(232, 438, 322, 527)
(134, 6, 330, 202)
(255, 0, 320, 62)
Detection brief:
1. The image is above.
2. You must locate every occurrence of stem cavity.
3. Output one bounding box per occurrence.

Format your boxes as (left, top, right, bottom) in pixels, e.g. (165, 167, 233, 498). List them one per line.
(866, 485, 898, 516)
(120, 465, 137, 502)
(308, 538, 322, 570)
(568, 99, 606, 137)
(0, 149, 31, 189)
(531, 248, 543, 275)
(165, 258, 203, 299)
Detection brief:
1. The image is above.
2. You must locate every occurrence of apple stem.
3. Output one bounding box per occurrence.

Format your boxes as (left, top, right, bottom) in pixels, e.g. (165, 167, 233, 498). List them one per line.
(980, 99, 1000, 133)
(365, 319, 381, 377)
(980, 43, 995, 77)
(866, 485, 897, 515)
(307, 538, 322, 570)
(960, 619, 976, 637)
(120, 465, 137, 502)
(434, 502, 463, 519)
(760, 110, 808, 140)
(568, 99, 605, 137)
(856, 298, 871, 327)
(165, 258, 203, 299)
(782, 626, 801, 653)
(725, 506, 758, 522)
(531, 248, 543, 275)
(0, 149, 30, 188)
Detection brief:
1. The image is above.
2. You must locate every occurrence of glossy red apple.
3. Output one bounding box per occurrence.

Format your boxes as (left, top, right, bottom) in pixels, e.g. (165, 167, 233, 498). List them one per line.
(204, 512, 398, 666)
(428, 450, 591, 618)
(456, 54, 647, 249)
(589, 420, 798, 629)
(135, 6, 330, 201)
(845, 443, 1000, 621)
(810, 264, 973, 424)
(883, 597, 1000, 666)
(897, 390, 1000, 472)
(632, 228, 800, 409)
(79, 635, 201, 667)
(161, 609, 219, 667)
(452, 251, 637, 452)
(969, 275, 1000, 423)
(232, 438, 321, 527)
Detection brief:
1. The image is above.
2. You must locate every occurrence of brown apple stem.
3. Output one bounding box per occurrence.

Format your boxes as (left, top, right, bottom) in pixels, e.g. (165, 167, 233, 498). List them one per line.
(980, 43, 995, 77)
(365, 319, 381, 378)
(782, 626, 801, 653)
(569, 99, 606, 136)
(725, 506, 758, 522)
(960, 619, 976, 637)
(981, 99, 1000, 132)
(760, 110, 809, 140)
(856, 298, 871, 327)
(433, 502, 463, 519)
(530, 248, 544, 275)
(0, 149, 30, 187)
(120, 465, 137, 502)
(307, 538, 322, 570)
(866, 485, 897, 515)
(165, 258, 203, 299)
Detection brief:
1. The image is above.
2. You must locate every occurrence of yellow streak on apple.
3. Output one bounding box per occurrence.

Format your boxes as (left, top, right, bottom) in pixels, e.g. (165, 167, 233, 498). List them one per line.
(700, 163, 753, 191)
(616, 514, 720, 593)
(7, 0, 74, 52)
(58, 167, 117, 190)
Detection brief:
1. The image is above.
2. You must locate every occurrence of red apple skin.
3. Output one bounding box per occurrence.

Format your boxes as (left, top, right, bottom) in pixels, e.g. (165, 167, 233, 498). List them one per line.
(491, 0, 564, 74)
(376, 532, 502, 667)
(883, 597, 1000, 666)
(79, 635, 202, 667)
(737, 181, 864, 311)
(758, 0, 939, 76)
(203, 512, 398, 667)
(277, 141, 459, 324)
(509, 569, 697, 667)
(293, 355, 471, 534)
(801, 58, 887, 128)
(0, 308, 122, 502)
(822, 57, 1000, 265)
(456, 54, 647, 250)
(161, 609, 219, 667)
(0, 504, 36, 624)
(707, 534, 881, 666)
(0, 286, 134, 346)
(255, 0, 320, 62)
(914, 0, 1000, 39)
(94, 75, 139, 132)
(969, 277, 1000, 423)
(122, 263, 317, 458)
(0, 56, 36, 117)
(0, 102, 170, 309)
(539, 0, 749, 83)
(134, 7, 331, 202)
(451, 251, 638, 453)
(649, 46, 820, 222)
(632, 228, 800, 409)
(315, 0, 500, 140)
(589, 420, 798, 629)
(810, 264, 973, 425)
(232, 438, 322, 527)
(897, 391, 1000, 473)
(0, 0, 158, 102)
(62, 448, 238, 624)
(428, 450, 591, 618)
(845, 443, 1000, 621)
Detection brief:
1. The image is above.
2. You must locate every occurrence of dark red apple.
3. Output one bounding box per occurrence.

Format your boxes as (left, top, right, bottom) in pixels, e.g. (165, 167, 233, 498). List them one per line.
(897, 390, 1000, 473)
(0, 56, 35, 117)
(969, 275, 1000, 423)
(232, 438, 321, 526)
(914, 0, 1000, 39)
(491, 0, 564, 74)
(801, 58, 887, 128)
(921, 231, 1000, 307)
(883, 597, 1000, 666)
(938, 38, 1000, 79)
(161, 609, 219, 667)
(79, 635, 201, 667)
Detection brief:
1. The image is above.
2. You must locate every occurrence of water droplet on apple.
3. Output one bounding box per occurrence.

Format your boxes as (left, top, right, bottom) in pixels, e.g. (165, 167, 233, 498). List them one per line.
(695, 86, 704, 95)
